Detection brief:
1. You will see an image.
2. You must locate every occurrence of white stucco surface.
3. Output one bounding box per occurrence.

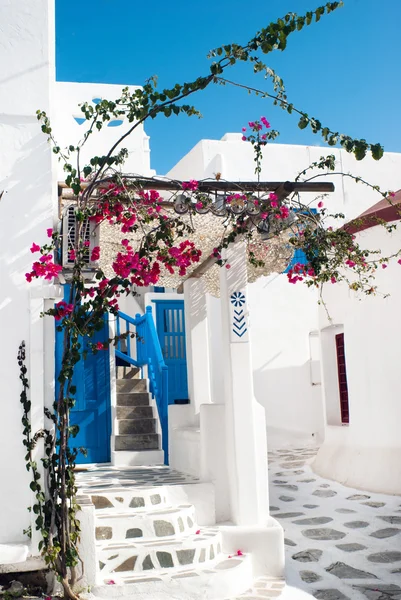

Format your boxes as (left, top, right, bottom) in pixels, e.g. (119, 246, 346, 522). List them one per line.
(53, 82, 154, 181)
(0, 0, 56, 544)
(315, 223, 401, 494)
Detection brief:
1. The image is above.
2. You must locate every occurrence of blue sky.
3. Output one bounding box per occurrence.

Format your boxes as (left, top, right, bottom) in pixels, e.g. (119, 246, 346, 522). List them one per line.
(56, 0, 401, 175)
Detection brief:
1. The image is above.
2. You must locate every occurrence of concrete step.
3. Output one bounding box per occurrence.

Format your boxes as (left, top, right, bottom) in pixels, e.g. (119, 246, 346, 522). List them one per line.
(117, 393, 150, 407)
(117, 366, 141, 380)
(117, 379, 147, 393)
(88, 488, 168, 512)
(116, 406, 153, 420)
(111, 450, 165, 467)
(96, 528, 222, 575)
(93, 553, 253, 599)
(118, 418, 157, 435)
(95, 504, 196, 541)
(115, 434, 160, 451)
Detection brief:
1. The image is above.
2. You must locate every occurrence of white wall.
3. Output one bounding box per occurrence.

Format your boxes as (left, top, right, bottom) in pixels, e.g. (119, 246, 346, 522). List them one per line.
(249, 275, 323, 447)
(167, 136, 401, 448)
(0, 0, 56, 543)
(54, 82, 154, 181)
(314, 224, 401, 494)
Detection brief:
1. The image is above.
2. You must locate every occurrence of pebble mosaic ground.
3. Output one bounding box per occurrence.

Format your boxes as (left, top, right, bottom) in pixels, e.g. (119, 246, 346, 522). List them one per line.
(268, 447, 401, 600)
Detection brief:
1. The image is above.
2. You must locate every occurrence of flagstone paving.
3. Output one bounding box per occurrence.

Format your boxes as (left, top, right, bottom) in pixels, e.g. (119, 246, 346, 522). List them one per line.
(268, 448, 401, 600)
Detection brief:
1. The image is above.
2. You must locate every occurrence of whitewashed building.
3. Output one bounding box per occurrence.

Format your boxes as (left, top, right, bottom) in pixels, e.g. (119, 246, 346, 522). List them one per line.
(313, 190, 401, 495)
(167, 135, 401, 453)
(1, 1, 401, 598)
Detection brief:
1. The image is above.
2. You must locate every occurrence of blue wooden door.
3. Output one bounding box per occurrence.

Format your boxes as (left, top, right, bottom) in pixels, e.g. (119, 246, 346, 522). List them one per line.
(153, 300, 188, 404)
(55, 288, 111, 464)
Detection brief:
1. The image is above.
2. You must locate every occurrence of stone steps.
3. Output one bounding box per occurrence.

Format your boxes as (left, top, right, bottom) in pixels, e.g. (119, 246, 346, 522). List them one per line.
(116, 406, 153, 419)
(93, 554, 253, 600)
(117, 379, 147, 393)
(118, 418, 157, 435)
(94, 504, 197, 541)
(81, 466, 255, 599)
(87, 489, 168, 512)
(97, 528, 222, 576)
(116, 366, 141, 380)
(117, 392, 150, 407)
(115, 433, 160, 451)
(114, 366, 161, 456)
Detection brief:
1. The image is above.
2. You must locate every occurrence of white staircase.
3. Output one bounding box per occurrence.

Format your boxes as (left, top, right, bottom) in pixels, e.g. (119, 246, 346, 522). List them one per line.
(78, 469, 254, 600)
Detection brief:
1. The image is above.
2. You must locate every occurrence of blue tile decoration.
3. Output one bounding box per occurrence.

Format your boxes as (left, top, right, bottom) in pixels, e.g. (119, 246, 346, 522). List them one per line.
(230, 292, 248, 341)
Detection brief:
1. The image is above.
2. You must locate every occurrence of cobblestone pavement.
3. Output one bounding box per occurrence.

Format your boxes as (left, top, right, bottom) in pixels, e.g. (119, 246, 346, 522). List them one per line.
(268, 447, 401, 600)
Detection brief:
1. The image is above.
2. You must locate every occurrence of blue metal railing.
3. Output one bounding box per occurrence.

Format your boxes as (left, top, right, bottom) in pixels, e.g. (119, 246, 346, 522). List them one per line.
(115, 307, 169, 464)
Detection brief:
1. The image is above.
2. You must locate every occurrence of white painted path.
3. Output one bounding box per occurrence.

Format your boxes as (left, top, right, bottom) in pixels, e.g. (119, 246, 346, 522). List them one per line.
(268, 447, 401, 600)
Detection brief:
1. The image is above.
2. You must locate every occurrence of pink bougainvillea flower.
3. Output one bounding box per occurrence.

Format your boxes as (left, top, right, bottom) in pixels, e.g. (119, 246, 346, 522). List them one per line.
(382, 264, 388, 269)
(46, 228, 53, 238)
(261, 212, 268, 220)
(96, 342, 105, 350)
(260, 116, 270, 128)
(69, 249, 76, 261)
(182, 180, 198, 191)
(91, 246, 100, 261)
(390, 192, 395, 197)
(270, 200, 278, 208)
(98, 278, 109, 290)
(318, 201, 324, 208)
(279, 205, 290, 219)
(30, 243, 41, 253)
(225, 264, 231, 269)
(84, 240, 90, 247)
(25, 273, 33, 282)
(236, 550, 244, 556)
(54, 301, 74, 321)
(241, 136, 247, 141)
(241, 127, 246, 132)
(106, 580, 116, 585)
(398, 259, 401, 265)
(195, 530, 201, 534)
(248, 121, 255, 128)
(331, 276, 337, 284)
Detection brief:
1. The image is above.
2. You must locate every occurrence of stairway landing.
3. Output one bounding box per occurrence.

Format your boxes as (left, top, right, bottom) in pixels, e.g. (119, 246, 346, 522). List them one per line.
(76, 465, 201, 490)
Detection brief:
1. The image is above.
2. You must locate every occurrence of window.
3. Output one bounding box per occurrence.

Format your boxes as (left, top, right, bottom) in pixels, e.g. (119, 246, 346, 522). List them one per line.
(335, 333, 349, 424)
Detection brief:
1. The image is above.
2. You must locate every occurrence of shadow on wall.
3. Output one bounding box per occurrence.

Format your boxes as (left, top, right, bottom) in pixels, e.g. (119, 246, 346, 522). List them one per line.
(187, 281, 208, 328)
(253, 360, 324, 449)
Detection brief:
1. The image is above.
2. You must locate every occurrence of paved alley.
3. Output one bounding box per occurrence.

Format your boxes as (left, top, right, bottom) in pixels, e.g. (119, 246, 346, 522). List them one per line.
(269, 448, 401, 600)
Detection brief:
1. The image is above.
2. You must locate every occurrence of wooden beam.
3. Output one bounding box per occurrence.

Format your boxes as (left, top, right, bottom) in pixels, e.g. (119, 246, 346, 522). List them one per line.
(58, 179, 335, 195)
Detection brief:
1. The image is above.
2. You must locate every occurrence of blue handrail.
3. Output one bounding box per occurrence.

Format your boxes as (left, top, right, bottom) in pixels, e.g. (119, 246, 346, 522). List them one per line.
(115, 307, 169, 464)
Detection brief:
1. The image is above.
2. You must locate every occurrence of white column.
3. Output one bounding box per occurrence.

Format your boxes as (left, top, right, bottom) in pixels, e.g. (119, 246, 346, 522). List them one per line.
(183, 278, 212, 420)
(219, 242, 269, 526)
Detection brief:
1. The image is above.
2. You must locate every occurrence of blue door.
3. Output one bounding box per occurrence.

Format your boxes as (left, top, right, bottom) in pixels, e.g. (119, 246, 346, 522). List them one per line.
(153, 300, 188, 404)
(55, 287, 111, 464)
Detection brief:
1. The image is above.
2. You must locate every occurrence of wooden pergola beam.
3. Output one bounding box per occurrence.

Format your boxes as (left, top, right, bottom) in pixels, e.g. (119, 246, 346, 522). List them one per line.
(58, 179, 335, 196)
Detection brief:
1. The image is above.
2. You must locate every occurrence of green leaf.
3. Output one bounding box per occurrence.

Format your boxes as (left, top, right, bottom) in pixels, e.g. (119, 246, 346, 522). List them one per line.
(298, 116, 309, 130)
(371, 143, 384, 161)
